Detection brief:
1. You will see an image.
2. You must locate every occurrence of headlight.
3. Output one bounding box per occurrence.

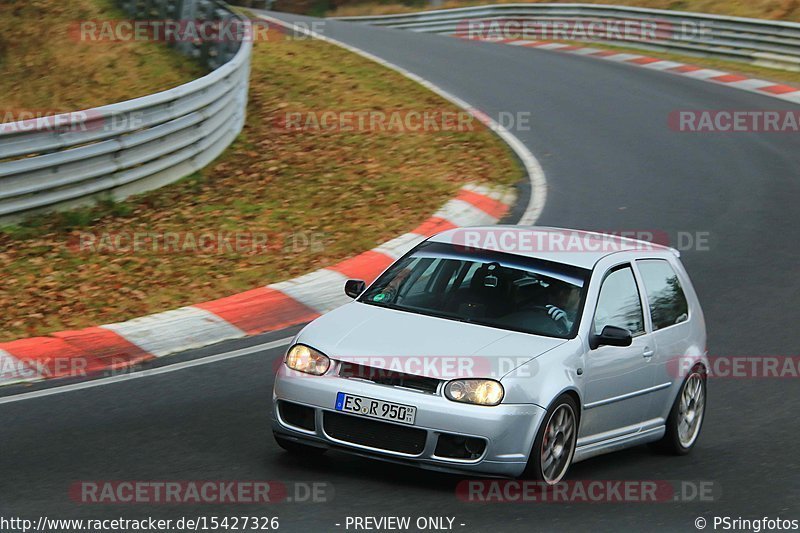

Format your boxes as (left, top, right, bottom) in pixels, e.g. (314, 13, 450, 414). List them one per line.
(444, 379, 504, 406)
(285, 344, 330, 376)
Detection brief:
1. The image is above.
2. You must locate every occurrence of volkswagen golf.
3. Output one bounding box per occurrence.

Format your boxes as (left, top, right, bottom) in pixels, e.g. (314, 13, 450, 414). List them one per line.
(272, 227, 707, 484)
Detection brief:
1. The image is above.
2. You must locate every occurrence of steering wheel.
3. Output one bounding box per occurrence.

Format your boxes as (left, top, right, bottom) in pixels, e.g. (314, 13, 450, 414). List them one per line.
(525, 305, 571, 335)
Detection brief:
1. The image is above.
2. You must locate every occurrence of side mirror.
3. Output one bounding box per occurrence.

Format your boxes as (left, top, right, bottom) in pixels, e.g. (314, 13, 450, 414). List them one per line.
(590, 325, 633, 349)
(344, 279, 366, 299)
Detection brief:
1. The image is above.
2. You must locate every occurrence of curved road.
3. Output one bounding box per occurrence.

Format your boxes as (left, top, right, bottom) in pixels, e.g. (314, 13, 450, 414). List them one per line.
(2, 12, 799, 532)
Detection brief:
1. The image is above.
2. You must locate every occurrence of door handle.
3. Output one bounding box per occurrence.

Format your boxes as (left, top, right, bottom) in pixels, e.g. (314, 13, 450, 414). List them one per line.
(643, 347, 655, 359)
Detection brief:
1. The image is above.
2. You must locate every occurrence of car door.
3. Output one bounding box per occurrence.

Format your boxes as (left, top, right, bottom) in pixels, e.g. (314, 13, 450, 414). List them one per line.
(635, 258, 696, 422)
(580, 263, 657, 441)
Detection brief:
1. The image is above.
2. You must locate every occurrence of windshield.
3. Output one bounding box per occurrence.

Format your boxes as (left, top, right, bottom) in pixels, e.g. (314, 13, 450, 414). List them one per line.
(359, 242, 590, 338)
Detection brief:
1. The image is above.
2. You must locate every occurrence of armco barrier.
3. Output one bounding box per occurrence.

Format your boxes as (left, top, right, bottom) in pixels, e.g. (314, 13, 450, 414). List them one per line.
(335, 3, 800, 72)
(0, 0, 251, 222)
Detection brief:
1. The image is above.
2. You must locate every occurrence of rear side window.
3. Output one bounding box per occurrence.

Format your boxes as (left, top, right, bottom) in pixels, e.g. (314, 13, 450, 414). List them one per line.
(637, 260, 689, 330)
(593, 266, 645, 336)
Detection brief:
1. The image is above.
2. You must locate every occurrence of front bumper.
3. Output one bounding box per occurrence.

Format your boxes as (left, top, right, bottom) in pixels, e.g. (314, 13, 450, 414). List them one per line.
(272, 363, 545, 478)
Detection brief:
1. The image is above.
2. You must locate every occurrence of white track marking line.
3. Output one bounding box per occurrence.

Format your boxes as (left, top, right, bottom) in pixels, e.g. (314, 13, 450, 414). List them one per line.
(257, 13, 547, 226)
(0, 337, 293, 406)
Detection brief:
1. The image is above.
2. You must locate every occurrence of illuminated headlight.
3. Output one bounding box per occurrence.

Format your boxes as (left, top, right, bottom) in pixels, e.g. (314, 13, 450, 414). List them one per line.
(444, 379, 504, 406)
(285, 344, 330, 376)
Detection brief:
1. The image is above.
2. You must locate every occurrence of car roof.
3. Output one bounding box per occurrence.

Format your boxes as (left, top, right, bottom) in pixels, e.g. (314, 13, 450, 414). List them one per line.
(427, 226, 676, 269)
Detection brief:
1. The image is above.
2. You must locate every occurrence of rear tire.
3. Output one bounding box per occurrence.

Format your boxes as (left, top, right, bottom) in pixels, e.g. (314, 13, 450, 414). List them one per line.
(273, 433, 327, 456)
(522, 394, 578, 484)
(650, 367, 706, 455)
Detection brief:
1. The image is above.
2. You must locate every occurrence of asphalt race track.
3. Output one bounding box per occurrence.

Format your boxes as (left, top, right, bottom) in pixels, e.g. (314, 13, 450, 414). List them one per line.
(2, 12, 799, 532)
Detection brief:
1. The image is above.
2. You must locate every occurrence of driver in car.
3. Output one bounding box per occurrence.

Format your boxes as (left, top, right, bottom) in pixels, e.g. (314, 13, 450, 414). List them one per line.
(546, 283, 581, 331)
(372, 266, 413, 303)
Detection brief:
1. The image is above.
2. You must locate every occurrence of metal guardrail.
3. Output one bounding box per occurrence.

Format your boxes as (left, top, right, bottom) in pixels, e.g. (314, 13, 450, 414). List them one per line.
(335, 3, 800, 72)
(0, 0, 251, 222)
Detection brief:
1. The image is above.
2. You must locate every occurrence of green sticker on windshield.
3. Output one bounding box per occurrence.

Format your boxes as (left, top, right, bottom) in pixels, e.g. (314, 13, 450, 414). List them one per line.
(373, 293, 387, 302)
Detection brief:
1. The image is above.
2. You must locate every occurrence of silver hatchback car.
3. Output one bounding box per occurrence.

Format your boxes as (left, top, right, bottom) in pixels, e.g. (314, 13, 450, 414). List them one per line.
(272, 227, 708, 483)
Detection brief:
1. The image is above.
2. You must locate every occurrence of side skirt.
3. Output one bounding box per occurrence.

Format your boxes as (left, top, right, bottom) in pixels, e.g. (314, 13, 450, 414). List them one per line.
(573, 425, 665, 463)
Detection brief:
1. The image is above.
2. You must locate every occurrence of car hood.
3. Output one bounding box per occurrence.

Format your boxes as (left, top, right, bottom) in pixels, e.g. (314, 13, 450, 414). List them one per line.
(295, 302, 566, 379)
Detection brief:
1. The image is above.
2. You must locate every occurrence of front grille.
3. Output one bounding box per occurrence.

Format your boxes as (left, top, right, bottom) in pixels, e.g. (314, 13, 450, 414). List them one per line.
(338, 362, 441, 394)
(278, 401, 316, 431)
(323, 411, 427, 455)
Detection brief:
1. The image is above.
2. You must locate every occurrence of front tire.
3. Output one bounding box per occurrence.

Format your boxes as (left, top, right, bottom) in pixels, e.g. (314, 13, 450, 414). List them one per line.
(522, 394, 578, 484)
(651, 367, 707, 455)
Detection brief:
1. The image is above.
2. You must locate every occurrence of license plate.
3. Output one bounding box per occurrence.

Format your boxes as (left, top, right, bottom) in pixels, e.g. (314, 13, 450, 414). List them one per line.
(335, 392, 416, 425)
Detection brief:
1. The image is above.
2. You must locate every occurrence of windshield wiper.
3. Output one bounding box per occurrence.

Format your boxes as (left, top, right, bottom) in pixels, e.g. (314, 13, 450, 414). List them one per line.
(362, 299, 474, 324)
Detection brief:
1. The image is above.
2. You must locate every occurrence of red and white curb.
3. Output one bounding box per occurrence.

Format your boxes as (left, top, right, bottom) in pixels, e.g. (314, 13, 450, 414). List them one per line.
(468, 37, 800, 104)
(0, 184, 514, 386)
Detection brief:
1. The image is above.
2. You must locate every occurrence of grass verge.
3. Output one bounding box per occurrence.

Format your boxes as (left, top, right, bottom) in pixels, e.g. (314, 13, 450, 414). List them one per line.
(0, 28, 521, 341)
(0, 0, 204, 111)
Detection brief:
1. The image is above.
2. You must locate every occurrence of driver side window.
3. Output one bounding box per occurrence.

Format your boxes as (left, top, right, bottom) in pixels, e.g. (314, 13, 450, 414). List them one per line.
(593, 266, 645, 336)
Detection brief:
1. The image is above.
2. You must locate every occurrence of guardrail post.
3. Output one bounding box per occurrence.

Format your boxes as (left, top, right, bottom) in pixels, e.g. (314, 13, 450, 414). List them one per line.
(175, 0, 197, 56)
